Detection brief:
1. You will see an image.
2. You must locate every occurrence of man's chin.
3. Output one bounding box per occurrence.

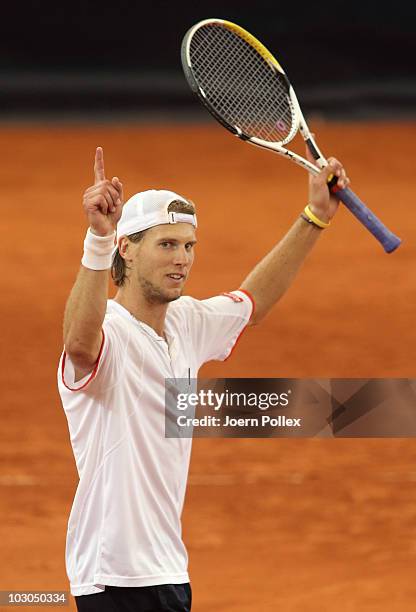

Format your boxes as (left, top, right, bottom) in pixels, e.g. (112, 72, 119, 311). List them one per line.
(162, 281, 186, 303)
(139, 278, 185, 304)
(147, 287, 183, 304)
(164, 288, 183, 302)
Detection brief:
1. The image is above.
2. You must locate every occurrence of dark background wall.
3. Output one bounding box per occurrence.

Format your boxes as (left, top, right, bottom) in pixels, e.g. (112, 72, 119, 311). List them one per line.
(1, 1, 415, 119)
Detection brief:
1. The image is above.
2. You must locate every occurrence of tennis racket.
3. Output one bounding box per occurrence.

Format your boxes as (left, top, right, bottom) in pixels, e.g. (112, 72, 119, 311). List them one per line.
(181, 18, 401, 253)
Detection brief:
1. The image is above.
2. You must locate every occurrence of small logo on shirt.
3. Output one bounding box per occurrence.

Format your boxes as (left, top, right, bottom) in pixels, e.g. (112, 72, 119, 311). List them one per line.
(222, 292, 243, 303)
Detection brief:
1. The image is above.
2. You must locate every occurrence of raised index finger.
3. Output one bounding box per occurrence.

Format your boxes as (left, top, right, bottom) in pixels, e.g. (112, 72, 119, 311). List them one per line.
(94, 146, 106, 184)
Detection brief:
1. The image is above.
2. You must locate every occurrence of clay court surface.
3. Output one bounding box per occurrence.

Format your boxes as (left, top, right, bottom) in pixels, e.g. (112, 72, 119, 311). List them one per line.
(1, 121, 416, 611)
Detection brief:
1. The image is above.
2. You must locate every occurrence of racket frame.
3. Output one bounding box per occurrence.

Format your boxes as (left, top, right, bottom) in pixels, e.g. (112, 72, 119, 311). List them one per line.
(182, 18, 324, 175)
(181, 18, 401, 253)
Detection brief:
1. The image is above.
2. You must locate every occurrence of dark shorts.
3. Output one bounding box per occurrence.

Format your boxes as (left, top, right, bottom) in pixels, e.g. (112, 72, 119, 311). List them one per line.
(75, 584, 192, 612)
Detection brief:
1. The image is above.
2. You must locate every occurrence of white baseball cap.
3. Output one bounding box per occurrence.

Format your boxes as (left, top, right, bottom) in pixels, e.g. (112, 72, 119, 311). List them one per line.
(116, 189, 197, 246)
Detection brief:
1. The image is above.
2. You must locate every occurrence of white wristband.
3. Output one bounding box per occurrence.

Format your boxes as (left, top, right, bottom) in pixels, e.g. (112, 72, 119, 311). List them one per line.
(81, 228, 116, 270)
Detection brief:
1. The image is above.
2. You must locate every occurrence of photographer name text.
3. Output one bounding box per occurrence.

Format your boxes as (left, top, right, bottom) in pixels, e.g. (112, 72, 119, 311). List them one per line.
(177, 415, 301, 428)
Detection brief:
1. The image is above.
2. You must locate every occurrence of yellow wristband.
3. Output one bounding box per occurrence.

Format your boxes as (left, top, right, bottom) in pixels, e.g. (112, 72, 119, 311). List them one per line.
(303, 205, 330, 229)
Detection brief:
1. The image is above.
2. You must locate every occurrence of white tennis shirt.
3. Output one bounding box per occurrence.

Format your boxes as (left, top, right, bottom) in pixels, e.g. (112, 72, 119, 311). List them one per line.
(57, 290, 253, 596)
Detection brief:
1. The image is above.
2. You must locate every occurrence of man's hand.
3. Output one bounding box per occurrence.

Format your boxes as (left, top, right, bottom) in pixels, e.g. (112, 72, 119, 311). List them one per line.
(82, 147, 124, 236)
(306, 143, 350, 224)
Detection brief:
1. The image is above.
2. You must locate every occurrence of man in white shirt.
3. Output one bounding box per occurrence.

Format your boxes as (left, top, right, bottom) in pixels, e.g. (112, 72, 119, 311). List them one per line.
(58, 146, 349, 611)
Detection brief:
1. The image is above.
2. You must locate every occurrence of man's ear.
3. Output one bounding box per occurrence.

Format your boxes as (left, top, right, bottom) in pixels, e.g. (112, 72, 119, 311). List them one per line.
(118, 237, 131, 261)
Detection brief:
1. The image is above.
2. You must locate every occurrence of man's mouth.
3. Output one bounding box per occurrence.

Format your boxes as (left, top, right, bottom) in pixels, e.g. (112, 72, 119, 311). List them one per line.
(167, 273, 185, 281)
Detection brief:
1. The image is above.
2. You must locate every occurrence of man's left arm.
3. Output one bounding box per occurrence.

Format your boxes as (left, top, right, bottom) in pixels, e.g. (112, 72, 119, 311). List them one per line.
(240, 153, 349, 325)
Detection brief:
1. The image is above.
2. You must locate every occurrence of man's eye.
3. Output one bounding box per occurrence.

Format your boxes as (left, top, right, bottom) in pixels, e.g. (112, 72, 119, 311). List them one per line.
(185, 243, 194, 251)
(161, 242, 172, 248)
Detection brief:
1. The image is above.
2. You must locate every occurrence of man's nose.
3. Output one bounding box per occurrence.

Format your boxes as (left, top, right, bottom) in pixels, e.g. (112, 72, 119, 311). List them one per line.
(172, 246, 189, 265)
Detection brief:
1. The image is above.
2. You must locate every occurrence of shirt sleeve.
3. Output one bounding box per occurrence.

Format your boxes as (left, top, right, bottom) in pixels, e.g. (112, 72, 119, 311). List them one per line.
(181, 289, 255, 366)
(59, 313, 131, 394)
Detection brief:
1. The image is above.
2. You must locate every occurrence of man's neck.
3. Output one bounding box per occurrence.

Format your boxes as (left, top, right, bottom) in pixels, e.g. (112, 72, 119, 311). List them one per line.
(113, 288, 169, 338)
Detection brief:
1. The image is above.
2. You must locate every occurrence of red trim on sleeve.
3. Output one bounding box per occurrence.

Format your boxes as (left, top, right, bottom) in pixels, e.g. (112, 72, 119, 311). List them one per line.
(61, 330, 105, 392)
(238, 289, 256, 320)
(223, 290, 255, 362)
(221, 292, 244, 303)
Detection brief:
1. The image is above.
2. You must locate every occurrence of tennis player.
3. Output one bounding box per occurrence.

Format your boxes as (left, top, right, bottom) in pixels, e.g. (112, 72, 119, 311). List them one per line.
(58, 146, 349, 611)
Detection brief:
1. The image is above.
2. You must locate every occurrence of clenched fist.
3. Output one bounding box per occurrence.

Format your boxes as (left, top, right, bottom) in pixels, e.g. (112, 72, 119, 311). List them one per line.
(82, 147, 124, 237)
(305, 139, 350, 224)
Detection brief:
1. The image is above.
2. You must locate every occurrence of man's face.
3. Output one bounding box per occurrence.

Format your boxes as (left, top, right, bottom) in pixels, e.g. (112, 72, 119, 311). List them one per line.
(127, 223, 197, 304)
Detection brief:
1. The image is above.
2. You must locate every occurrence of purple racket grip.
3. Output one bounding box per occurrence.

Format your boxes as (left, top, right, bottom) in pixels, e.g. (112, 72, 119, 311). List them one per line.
(331, 186, 401, 253)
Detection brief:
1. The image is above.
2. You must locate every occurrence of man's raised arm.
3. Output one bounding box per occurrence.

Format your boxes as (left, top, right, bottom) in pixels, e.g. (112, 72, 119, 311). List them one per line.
(241, 152, 349, 325)
(63, 147, 123, 379)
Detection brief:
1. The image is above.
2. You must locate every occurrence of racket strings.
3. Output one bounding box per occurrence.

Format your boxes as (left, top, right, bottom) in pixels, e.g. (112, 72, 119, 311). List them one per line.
(192, 28, 276, 130)
(191, 30, 283, 135)
(189, 25, 296, 143)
